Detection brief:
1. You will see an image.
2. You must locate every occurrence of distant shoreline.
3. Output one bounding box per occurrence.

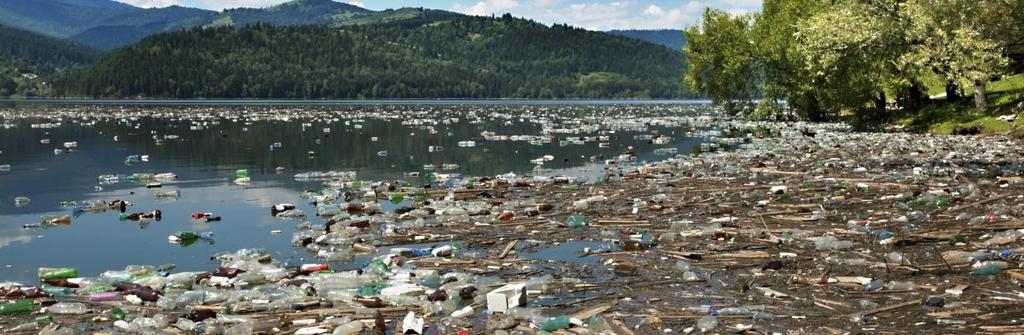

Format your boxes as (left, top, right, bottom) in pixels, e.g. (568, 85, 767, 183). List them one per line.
(0, 98, 713, 106)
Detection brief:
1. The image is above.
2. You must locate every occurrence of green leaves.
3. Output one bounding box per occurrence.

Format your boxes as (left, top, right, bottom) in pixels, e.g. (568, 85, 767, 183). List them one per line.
(900, 0, 1010, 97)
(683, 8, 758, 113)
(687, 0, 1021, 119)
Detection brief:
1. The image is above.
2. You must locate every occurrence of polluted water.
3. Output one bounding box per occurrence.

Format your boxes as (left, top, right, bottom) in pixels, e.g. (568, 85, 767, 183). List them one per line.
(0, 102, 1023, 334)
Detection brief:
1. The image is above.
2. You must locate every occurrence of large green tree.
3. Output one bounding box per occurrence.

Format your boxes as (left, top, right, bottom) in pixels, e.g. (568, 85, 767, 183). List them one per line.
(685, 0, 1020, 120)
(900, 0, 1010, 110)
(751, 0, 825, 120)
(795, 1, 912, 117)
(683, 8, 758, 113)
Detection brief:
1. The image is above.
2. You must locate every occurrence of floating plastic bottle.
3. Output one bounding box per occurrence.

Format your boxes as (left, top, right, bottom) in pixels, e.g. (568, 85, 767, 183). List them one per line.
(969, 262, 1007, 276)
(47, 302, 88, 315)
(39, 268, 77, 280)
(566, 214, 588, 228)
(696, 316, 718, 332)
(108, 308, 126, 321)
(0, 300, 34, 315)
(389, 193, 405, 204)
(539, 316, 571, 331)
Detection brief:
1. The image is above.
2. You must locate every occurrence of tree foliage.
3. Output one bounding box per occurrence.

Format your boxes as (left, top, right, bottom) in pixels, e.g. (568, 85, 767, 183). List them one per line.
(56, 16, 688, 99)
(608, 29, 686, 51)
(683, 8, 757, 112)
(684, 0, 1022, 119)
(0, 24, 101, 96)
(752, 0, 825, 120)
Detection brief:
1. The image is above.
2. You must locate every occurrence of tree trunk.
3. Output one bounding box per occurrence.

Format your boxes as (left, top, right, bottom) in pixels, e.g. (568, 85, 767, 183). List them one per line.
(875, 90, 887, 113)
(974, 80, 988, 110)
(806, 95, 824, 122)
(945, 81, 960, 101)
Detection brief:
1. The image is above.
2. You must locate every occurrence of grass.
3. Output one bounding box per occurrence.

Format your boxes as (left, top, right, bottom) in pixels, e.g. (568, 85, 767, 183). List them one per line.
(923, 73, 1024, 97)
(927, 116, 1013, 135)
(989, 73, 1024, 93)
(897, 73, 1024, 135)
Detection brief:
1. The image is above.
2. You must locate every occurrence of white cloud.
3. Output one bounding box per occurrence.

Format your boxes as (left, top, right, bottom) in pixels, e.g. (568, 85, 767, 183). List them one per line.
(643, 4, 663, 16)
(531, 0, 562, 7)
(453, 0, 521, 16)
(0, 229, 33, 249)
(501, 0, 761, 30)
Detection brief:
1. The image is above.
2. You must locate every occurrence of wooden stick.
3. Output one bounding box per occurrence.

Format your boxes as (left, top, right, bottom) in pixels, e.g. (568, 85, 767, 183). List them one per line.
(498, 239, 518, 259)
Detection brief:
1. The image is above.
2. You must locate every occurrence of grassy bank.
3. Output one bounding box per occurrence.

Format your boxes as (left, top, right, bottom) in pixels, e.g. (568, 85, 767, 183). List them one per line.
(897, 73, 1024, 136)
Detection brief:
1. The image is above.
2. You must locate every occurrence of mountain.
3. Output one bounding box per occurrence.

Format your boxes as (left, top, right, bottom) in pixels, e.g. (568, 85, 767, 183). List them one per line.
(0, 25, 101, 96)
(70, 6, 217, 50)
(0, 0, 380, 50)
(49, 0, 134, 9)
(339, 8, 462, 26)
(57, 15, 688, 99)
(0, 0, 136, 37)
(608, 29, 685, 51)
(0, 0, 216, 49)
(215, 0, 372, 27)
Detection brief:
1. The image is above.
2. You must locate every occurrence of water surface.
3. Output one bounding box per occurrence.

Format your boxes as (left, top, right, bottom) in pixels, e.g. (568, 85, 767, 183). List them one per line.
(0, 102, 713, 282)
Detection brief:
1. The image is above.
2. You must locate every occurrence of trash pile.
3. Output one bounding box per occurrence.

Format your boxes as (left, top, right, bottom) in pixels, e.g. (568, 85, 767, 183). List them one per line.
(2, 105, 1024, 333)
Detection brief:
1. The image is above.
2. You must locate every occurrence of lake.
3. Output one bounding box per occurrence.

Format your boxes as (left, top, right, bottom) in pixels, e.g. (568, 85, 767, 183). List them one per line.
(0, 101, 715, 283)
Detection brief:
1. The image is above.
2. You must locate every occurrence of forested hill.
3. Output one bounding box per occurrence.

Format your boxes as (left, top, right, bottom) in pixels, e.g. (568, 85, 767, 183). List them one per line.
(57, 15, 688, 99)
(0, 25, 101, 96)
(608, 29, 685, 51)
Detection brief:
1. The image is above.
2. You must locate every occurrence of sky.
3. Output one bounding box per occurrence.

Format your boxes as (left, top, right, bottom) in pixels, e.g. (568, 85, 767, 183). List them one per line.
(117, 0, 763, 30)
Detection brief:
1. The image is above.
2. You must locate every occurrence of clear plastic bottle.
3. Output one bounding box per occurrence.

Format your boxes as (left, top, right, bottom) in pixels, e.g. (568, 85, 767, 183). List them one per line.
(887, 281, 916, 291)
(332, 320, 364, 335)
(47, 302, 88, 315)
(697, 316, 718, 332)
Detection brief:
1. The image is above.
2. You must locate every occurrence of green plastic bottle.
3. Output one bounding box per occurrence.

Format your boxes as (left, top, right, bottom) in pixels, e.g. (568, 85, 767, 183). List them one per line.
(34, 315, 54, 326)
(83, 284, 114, 294)
(40, 284, 72, 297)
(567, 214, 588, 228)
(948, 235, 967, 245)
(360, 284, 379, 297)
(235, 169, 249, 178)
(369, 259, 390, 274)
(969, 264, 1002, 276)
(540, 316, 571, 331)
(108, 308, 126, 321)
(175, 232, 200, 247)
(0, 300, 35, 316)
(389, 193, 405, 204)
(38, 268, 77, 279)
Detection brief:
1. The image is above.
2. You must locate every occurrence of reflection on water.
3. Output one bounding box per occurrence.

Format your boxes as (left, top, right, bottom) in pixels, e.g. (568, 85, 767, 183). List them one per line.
(0, 103, 714, 282)
(520, 241, 614, 266)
